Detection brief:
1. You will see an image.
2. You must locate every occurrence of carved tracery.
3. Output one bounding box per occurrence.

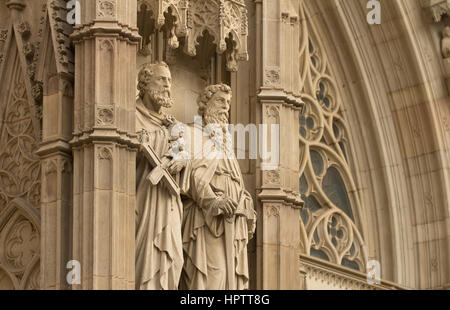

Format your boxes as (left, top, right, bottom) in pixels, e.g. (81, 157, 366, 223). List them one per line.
(0, 8, 42, 288)
(0, 199, 40, 290)
(0, 55, 41, 214)
(298, 3, 367, 272)
(137, 0, 248, 71)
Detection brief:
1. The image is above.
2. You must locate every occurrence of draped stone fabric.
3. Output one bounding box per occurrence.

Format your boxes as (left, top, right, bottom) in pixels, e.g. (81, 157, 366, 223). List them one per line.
(135, 99, 183, 290)
(179, 126, 256, 290)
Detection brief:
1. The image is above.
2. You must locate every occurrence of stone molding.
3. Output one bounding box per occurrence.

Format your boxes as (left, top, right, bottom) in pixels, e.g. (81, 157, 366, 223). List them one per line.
(300, 255, 406, 290)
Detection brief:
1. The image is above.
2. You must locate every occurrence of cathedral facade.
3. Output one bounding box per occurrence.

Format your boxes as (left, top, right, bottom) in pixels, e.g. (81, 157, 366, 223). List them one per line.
(0, 0, 448, 290)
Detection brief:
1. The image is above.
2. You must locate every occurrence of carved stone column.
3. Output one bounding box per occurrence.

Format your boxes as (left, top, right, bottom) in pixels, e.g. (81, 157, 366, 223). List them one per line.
(69, 0, 140, 289)
(36, 0, 75, 290)
(255, 0, 303, 290)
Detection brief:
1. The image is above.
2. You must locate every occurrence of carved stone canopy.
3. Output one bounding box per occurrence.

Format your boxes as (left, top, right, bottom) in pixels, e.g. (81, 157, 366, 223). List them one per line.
(137, 0, 249, 71)
(421, 0, 450, 22)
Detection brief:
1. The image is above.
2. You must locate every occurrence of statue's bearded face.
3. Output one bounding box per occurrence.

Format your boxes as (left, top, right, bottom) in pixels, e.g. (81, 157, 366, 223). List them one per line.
(204, 91, 231, 127)
(144, 66, 174, 109)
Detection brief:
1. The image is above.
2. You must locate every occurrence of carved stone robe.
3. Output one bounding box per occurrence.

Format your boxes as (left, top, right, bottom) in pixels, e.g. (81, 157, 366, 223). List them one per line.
(179, 126, 256, 290)
(135, 99, 183, 290)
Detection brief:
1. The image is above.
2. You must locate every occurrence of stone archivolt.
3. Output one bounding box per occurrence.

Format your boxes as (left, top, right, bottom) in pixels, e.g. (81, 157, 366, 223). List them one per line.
(137, 0, 248, 71)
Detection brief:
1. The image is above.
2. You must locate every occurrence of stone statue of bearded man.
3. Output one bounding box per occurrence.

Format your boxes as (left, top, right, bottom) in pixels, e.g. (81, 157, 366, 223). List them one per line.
(179, 84, 257, 290)
(135, 62, 185, 290)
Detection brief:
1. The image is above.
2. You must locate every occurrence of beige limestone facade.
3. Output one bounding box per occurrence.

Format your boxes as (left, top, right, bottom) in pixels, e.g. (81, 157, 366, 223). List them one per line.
(0, 0, 448, 290)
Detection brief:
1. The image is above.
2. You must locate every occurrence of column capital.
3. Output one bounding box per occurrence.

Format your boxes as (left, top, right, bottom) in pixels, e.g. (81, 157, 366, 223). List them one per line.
(71, 0, 140, 43)
(6, 0, 26, 11)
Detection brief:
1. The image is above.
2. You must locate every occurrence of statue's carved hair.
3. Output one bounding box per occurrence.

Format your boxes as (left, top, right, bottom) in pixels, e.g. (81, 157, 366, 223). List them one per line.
(197, 83, 232, 117)
(137, 61, 170, 99)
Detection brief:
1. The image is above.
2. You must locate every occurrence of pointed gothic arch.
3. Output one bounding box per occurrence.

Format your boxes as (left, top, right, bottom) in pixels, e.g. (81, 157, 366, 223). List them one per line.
(297, 0, 450, 289)
(0, 14, 43, 289)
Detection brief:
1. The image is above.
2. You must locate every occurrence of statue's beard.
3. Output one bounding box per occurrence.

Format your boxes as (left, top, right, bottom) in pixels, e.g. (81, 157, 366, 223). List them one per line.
(146, 89, 174, 109)
(203, 110, 233, 157)
(204, 107, 229, 127)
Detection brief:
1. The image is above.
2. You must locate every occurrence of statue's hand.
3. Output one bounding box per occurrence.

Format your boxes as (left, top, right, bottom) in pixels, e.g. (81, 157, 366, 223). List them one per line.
(210, 197, 237, 218)
(168, 159, 187, 175)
